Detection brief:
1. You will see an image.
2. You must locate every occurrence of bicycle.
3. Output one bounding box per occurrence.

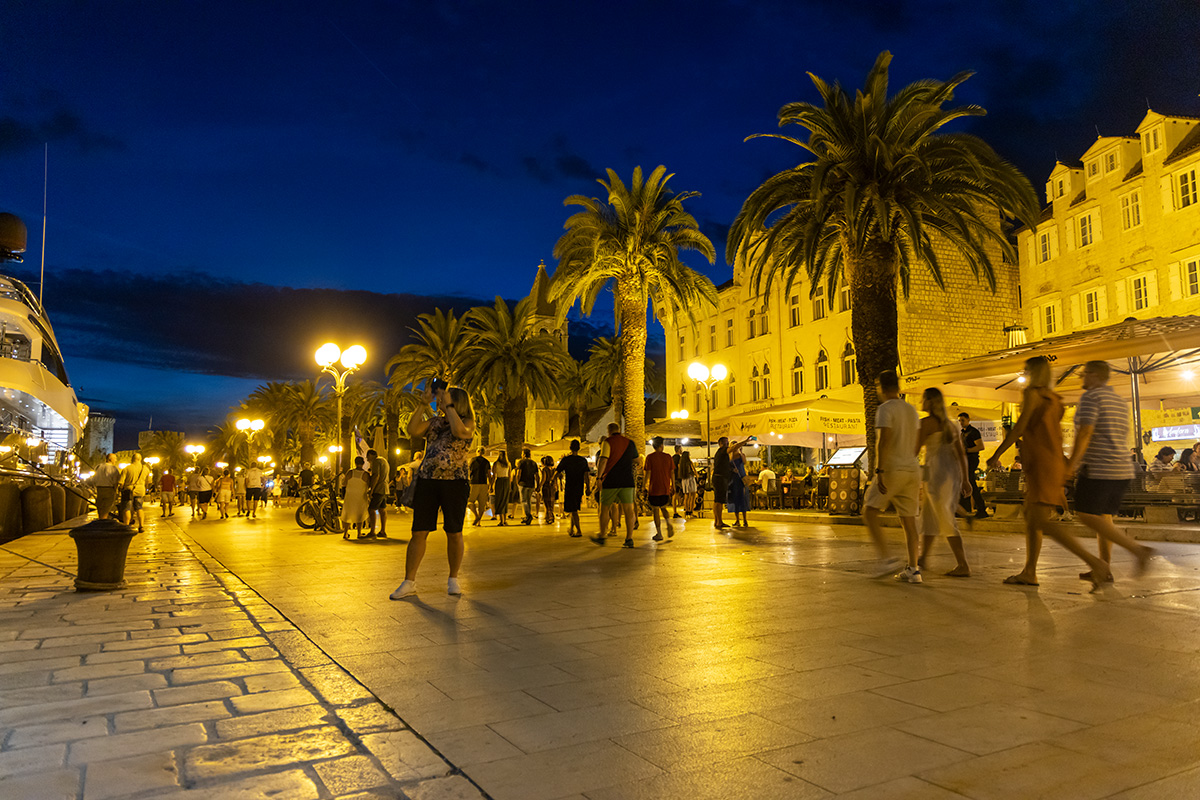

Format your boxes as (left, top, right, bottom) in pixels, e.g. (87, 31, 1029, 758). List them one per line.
(295, 479, 344, 534)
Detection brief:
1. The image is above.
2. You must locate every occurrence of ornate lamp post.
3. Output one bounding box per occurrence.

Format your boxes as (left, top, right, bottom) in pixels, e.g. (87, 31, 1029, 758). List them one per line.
(687, 362, 727, 462)
(315, 343, 367, 475)
(184, 444, 205, 470)
(236, 417, 264, 467)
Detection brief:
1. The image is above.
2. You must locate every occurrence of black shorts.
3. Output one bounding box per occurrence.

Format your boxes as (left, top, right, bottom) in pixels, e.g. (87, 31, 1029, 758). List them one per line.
(711, 476, 729, 504)
(648, 494, 670, 507)
(368, 492, 387, 511)
(198, 490, 213, 504)
(412, 479, 470, 534)
(246, 487, 263, 501)
(1074, 476, 1130, 516)
(563, 488, 584, 513)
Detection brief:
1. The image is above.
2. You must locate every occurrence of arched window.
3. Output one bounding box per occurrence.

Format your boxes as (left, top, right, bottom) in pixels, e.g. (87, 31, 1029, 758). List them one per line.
(841, 342, 856, 386)
(747, 309, 756, 339)
(815, 349, 829, 392)
(727, 373, 736, 406)
(751, 366, 761, 401)
(789, 295, 801, 327)
(792, 356, 804, 395)
(762, 363, 771, 400)
(758, 304, 769, 335)
(694, 386, 701, 413)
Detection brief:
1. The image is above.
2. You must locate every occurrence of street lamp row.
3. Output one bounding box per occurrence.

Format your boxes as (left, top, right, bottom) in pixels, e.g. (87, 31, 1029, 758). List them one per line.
(316, 343, 367, 474)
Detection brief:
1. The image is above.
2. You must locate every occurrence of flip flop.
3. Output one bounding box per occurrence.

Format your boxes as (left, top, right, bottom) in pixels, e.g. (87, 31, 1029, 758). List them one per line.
(1003, 574, 1039, 586)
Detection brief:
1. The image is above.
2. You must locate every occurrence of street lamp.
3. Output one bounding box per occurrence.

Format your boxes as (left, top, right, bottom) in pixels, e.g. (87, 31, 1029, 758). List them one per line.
(687, 361, 727, 462)
(185, 444, 205, 467)
(316, 343, 367, 474)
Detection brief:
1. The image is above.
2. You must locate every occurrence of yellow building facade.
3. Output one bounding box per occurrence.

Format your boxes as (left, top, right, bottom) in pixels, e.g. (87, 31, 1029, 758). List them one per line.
(663, 236, 1021, 449)
(1018, 111, 1200, 339)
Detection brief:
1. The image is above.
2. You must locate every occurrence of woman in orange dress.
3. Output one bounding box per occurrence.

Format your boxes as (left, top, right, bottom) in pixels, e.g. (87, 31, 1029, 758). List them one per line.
(988, 356, 1112, 588)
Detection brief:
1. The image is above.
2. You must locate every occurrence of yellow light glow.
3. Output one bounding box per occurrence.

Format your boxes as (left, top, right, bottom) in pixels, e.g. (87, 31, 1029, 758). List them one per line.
(145, 457, 160, 465)
(687, 362, 709, 382)
(328, 445, 342, 453)
(1184, 370, 1195, 381)
(215, 461, 227, 469)
(25, 437, 39, 446)
(318, 456, 328, 464)
(340, 344, 367, 369)
(315, 342, 341, 368)
(119, 463, 129, 470)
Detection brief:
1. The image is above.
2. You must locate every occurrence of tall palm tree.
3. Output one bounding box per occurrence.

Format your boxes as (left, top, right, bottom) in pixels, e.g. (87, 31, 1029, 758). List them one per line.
(141, 430, 189, 476)
(727, 51, 1039, 467)
(272, 380, 332, 466)
(558, 358, 595, 438)
(581, 336, 659, 426)
(460, 296, 571, 464)
(385, 308, 471, 390)
(551, 165, 718, 448)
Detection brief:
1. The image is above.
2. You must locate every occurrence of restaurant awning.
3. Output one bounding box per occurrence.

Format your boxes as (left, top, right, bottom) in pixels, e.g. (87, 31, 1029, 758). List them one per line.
(706, 397, 867, 447)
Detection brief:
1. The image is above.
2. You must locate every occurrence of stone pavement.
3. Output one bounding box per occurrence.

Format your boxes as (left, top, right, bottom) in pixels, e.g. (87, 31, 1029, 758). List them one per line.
(168, 503, 1200, 800)
(0, 518, 484, 800)
(5, 503, 1200, 800)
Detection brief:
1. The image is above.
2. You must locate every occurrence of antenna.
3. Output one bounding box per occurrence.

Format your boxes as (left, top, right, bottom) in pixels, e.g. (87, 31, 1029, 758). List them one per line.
(1095, 125, 1102, 139)
(39, 143, 47, 306)
(1146, 97, 1151, 110)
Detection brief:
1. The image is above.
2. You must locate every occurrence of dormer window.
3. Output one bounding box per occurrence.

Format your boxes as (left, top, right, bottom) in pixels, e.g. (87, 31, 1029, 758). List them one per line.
(1105, 153, 1117, 173)
(1087, 161, 1099, 178)
(1144, 128, 1162, 154)
(1056, 179, 1064, 198)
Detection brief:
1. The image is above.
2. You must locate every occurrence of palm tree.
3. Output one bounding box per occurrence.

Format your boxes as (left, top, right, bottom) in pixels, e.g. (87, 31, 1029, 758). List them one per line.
(551, 165, 718, 448)
(581, 336, 658, 427)
(271, 380, 333, 466)
(385, 308, 471, 390)
(558, 358, 594, 438)
(141, 430, 189, 476)
(460, 296, 571, 464)
(727, 51, 1039, 467)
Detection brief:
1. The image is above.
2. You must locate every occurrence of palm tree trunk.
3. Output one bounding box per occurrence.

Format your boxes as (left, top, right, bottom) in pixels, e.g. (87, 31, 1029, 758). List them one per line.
(503, 394, 526, 465)
(846, 241, 901, 473)
(618, 291, 647, 450)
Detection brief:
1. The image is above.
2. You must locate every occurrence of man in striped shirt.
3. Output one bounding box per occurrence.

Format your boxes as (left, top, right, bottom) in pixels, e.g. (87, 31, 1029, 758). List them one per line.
(1065, 360, 1155, 580)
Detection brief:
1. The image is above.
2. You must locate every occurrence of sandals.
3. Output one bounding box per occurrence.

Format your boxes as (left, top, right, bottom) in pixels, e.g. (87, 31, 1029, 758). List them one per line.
(1003, 574, 1039, 586)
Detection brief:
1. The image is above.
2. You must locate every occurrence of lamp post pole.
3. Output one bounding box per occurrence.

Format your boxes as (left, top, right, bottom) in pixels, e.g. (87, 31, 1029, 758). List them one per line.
(687, 362, 727, 463)
(315, 344, 367, 476)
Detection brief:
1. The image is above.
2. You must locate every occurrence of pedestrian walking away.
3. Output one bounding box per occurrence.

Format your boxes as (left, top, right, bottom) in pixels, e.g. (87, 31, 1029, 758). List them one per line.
(516, 448, 539, 525)
(367, 448, 391, 537)
(917, 388, 972, 577)
(988, 356, 1112, 589)
(390, 383, 475, 599)
(592, 422, 638, 547)
(726, 438, 752, 527)
(540, 455, 558, 523)
(244, 464, 264, 518)
(467, 447, 491, 526)
(645, 437, 675, 542)
(711, 437, 732, 529)
(491, 452, 511, 526)
(342, 456, 372, 540)
(91, 453, 120, 520)
(158, 469, 176, 517)
(957, 412, 989, 518)
(1064, 360, 1155, 582)
(862, 370, 923, 584)
(556, 440, 591, 537)
(118, 453, 152, 532)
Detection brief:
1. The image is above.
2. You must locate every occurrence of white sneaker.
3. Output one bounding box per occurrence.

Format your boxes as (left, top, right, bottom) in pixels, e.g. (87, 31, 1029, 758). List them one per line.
(871, 557, 902, 578)
(447, 578, 462, 596)
(389, 580, 417, 599)
(895, 566, 923, 584)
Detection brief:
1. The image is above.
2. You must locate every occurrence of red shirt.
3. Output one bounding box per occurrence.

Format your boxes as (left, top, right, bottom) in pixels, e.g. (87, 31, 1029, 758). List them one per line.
(160, 474, 176, 492)
(644, 451, 674, 497)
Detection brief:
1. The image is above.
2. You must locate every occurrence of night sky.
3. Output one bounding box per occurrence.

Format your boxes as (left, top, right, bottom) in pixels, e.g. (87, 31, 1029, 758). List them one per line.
(2, 0, 1198, 448)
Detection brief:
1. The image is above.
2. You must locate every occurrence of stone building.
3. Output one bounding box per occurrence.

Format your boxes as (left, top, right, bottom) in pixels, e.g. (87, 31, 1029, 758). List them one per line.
(1017, 110, 1200, 338)
(664, 232, 1020, 449)
(498, 262, 569, 446)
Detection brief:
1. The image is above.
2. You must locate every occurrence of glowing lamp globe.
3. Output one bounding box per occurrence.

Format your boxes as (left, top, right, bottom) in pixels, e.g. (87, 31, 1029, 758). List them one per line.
(687, 362, 709, 382)
(315, 343, 341, 368)
(711, 364, 728, 381)
(340, 345, 367, 369)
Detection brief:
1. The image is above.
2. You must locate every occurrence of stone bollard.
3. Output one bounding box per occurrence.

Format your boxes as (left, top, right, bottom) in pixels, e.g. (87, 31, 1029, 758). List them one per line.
(69, 518, 139, 591)
(64, 487, 86, 520)
(21, 485, 52, 534)
(48, 483, 66, 525)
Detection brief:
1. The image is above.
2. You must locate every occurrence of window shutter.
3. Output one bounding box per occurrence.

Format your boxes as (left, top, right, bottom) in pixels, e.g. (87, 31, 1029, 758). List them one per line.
(1065, 218, 1076, 251)
(1049, 228, 1060, 259)
(1026, 235, 1036, 266)
(1162, 176, 1175, 212)
(1169, 262, 1182, 301)
(1070, 294, 1081, 327)
(1096, 286, 1108, 319)
(1147, 271, 1159, 308)
(1093, 211, 1102, 241)
(1115, 281, 1128, 317)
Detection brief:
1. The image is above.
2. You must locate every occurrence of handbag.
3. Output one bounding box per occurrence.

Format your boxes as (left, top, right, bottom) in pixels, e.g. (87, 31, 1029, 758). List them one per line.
(742, 474, 757, 488)
(399, 476, 418, 508)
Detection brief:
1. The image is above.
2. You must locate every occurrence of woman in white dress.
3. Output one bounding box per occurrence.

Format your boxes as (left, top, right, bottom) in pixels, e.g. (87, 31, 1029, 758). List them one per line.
(916, 388, 973, 576)
(341, 456, 371, 540)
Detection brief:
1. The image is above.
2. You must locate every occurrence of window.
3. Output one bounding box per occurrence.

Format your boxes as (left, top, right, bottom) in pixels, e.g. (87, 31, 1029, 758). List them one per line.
(1078, 213, 1094, 247)
(747, 311, 756, 339)
(1056, 179, 1064, 198)
(758, 306, 769, 336)
(839, 282, 851, 312)
(841, 343, 856, 386)
(678, 335, 685, 362)
(1187, 260, 1200, 297)
(709, 324, 716, 352)
(725, 318, 734, 347)
(694, 388, 701, 413)
(1084, 290, 1101, 324)
(1087, 161, 1099, 177)
(1043, 304, 1058, 335)
(791, 356, 804, 395)
(1039, 231, 1052, 263)
(727, 374, 736, 406)
(711, 387, 718, 411)
(762, 364, 771, 400)
(813, 295, 826, 321)
(1121, 191, 1142, 230)
(693, 332, 700, 357)
(789, 295, 801, 327)
(1180, 169, 1198, 209)
(751, 366, 760, 402)
(1132, 275, 1150, 310)
(1145, 128, 1161, 153)
(1105, 153, 1117, 173)
(815, 350, 829, 392)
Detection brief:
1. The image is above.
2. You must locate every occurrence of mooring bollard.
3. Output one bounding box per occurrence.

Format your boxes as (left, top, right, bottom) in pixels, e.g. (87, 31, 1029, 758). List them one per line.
(69, 518, 139, 591)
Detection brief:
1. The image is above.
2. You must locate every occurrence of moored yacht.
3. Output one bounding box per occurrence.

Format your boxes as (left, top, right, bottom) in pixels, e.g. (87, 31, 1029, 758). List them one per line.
(0, 212, 88, 458)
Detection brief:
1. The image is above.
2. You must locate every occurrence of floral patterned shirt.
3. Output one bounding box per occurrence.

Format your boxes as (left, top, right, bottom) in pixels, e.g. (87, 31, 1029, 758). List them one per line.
(417, 416, 471, 481)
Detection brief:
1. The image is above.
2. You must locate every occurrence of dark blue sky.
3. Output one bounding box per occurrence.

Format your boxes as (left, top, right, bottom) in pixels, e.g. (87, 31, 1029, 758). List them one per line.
(2, 0, 1198, 447)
